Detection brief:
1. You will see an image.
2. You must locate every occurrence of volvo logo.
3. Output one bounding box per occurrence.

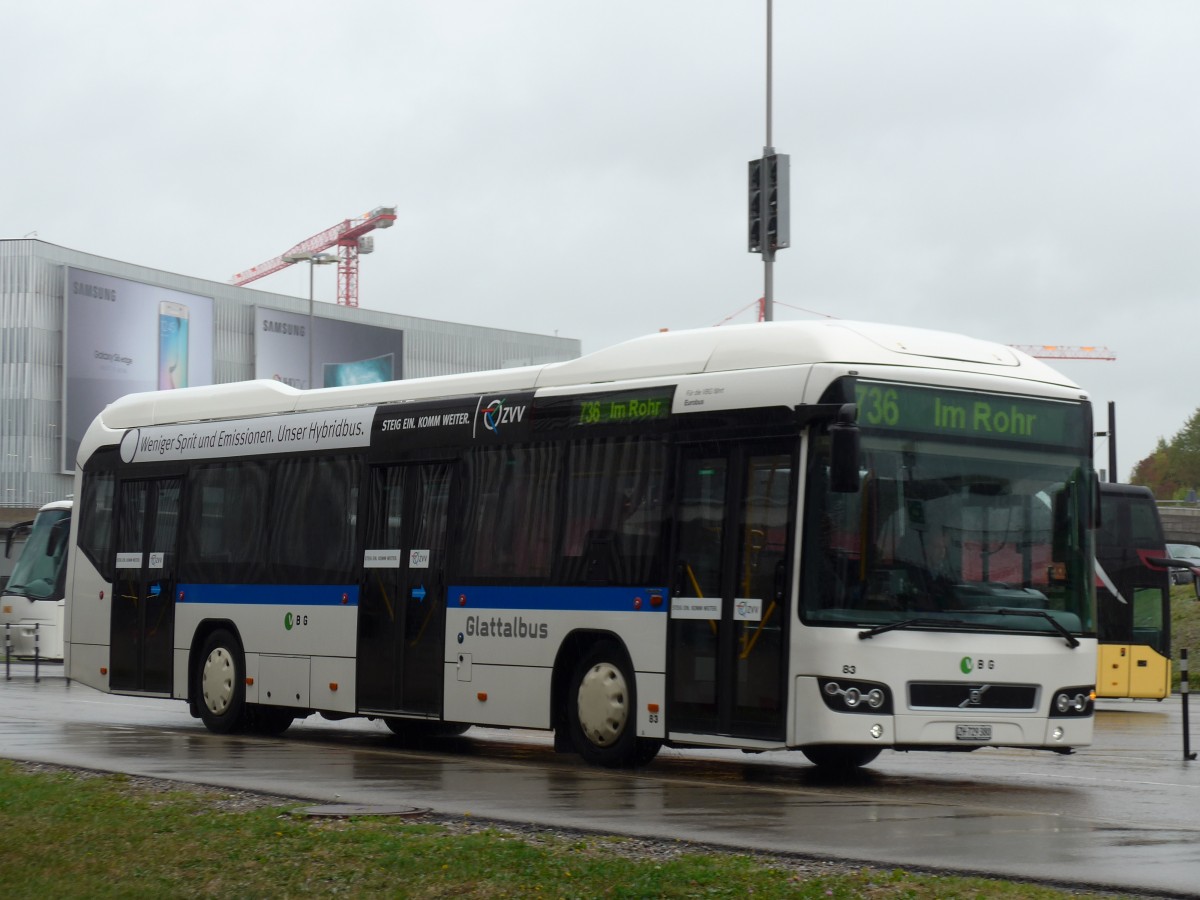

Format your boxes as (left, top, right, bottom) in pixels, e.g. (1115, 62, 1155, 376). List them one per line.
(960, 685, 992, 708)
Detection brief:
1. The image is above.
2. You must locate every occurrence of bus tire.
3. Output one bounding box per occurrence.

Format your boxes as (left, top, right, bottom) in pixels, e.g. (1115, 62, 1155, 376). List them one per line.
(247, 705, 294, 736)
(801, 745, 881, 770)
(196, 629, 247, 734)
(633, 737, 663, 766)
(568, 640, 643, 767)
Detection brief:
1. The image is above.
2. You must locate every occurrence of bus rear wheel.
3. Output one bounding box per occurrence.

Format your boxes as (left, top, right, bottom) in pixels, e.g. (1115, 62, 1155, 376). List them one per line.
(568, 640, 658, 767)
(196, 629, 247, 734)
(801, 745, 881, 771)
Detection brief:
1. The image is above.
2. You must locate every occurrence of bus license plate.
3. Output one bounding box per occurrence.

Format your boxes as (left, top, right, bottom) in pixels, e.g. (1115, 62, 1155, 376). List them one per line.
(955, 724, 992, 741)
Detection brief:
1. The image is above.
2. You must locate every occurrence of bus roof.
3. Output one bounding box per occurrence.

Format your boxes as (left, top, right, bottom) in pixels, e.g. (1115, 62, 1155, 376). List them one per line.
(96, 320, 1081, 431)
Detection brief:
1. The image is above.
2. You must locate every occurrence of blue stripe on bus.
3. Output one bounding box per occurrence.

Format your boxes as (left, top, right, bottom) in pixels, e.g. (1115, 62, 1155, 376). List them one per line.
(447, 585, 669, 613)
(176, 584, 359, 606)
(173, 583, 666, 612)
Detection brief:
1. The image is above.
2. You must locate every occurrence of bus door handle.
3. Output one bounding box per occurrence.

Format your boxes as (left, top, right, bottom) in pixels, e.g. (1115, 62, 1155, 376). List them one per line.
(774, 560, 787, 603)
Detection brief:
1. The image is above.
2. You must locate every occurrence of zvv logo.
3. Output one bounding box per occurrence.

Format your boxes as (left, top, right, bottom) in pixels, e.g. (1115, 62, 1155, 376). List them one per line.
(481, 398, 527, 434)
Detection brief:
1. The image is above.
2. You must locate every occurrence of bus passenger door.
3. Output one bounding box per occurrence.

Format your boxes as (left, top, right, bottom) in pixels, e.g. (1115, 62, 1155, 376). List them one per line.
(358, 462, 453, 716)
(110, 478, 181, 695)
(669, 442, 793, 741)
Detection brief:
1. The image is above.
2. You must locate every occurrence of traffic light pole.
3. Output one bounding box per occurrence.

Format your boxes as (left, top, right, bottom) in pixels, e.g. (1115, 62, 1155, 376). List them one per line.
(762, 0, 775, 321)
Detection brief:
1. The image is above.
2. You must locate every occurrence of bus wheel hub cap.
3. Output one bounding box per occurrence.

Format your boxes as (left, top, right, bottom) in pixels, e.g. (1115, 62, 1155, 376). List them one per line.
(202, 648, 235, 715)
(577, 662, 628, 746)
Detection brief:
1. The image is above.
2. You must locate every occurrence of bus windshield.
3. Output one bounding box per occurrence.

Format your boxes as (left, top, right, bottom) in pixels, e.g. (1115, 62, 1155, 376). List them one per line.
(802, 394, 1094, 638)
(5, 507, 71, 601)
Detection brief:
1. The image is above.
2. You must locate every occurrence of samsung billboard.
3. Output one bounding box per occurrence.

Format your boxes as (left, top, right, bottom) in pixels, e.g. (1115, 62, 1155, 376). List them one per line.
(254, 306, 403, 389)
(63, 268, 214, 471)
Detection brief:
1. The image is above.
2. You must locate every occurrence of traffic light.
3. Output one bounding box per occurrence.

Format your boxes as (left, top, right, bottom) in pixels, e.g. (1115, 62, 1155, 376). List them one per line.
(766, 153, 790, 251)
(747, 158, 763, 253)
(747, 153, 790, 254)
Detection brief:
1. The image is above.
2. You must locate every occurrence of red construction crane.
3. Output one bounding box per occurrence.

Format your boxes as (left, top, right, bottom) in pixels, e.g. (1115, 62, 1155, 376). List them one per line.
(1009, 344, 1116, 361)
(230, 206, 397, 307)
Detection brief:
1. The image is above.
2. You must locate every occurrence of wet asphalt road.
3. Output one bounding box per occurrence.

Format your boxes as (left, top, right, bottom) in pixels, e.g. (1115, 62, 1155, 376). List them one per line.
(2, 662, 1199, 897)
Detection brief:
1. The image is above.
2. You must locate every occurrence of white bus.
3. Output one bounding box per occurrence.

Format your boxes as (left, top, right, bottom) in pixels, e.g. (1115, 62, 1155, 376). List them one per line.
(64, 321, 1097, 768)
(3, 500, 73, 660)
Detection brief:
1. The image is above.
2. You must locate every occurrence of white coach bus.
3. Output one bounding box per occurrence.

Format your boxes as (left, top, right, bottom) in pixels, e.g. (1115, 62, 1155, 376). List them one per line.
(64, 321, 1097, 768)
(3, 499, 73, 660)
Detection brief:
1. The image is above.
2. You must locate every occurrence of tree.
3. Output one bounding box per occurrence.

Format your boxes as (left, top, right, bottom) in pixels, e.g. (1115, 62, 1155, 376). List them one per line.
(1130, 410, 1200, 499)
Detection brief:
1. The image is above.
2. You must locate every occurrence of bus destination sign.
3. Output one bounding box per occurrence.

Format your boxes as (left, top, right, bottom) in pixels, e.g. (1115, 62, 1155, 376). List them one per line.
(853, 381, 1085, 447)
(575, 390, 673, 427)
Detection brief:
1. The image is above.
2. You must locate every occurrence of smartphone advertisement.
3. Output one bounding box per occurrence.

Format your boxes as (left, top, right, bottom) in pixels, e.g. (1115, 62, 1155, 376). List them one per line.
(158, 301, 190, 389)
(64, 268, 213, 471)
(254, 306, 403, 391)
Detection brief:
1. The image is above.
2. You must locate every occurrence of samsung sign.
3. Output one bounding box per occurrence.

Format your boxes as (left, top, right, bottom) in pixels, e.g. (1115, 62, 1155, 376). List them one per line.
(262, 317, 306, 337)
(71, 280, 118, 302)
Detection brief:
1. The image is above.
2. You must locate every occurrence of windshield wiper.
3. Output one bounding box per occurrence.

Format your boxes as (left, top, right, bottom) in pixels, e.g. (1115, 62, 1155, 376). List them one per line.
(858, 609, 1080, 648)
(859, 617, 969, 640)
(961, 607, 1080, 649)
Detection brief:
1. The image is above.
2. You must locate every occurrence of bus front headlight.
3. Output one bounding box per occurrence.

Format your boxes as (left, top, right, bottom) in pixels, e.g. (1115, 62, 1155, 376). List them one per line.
(819, 678, 893, 715)
(1049, 686, 1094, 718)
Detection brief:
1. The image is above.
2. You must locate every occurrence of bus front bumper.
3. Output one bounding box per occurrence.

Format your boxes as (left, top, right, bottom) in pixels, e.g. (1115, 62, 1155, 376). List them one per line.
(794, 678, 1094, 751)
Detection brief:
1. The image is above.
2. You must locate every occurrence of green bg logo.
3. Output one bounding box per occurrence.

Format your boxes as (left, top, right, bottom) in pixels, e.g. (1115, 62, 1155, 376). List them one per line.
(284, 612, 294, 631)
(960, 656, 974, 674)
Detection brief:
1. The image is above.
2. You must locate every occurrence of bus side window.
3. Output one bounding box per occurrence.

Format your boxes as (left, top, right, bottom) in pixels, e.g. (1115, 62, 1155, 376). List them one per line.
(183, 462, 269, 584)
(558, 436, 666, 586)
(271, 456, 359, 583)
(458, 445, 560, 582)
(78, 469, 115, 582)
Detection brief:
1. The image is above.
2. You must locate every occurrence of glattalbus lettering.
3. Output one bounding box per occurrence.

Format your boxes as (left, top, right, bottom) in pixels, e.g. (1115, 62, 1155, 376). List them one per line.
(934, 397, 1037, 437)
(465, 615, 549, 640)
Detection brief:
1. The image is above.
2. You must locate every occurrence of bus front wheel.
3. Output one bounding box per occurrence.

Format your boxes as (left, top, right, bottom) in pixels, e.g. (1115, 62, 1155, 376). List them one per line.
(801, 745, 881, 770)
(196, 629, 247, 734)
(568, 641, 659, 767)
(246, 705, 294, 736)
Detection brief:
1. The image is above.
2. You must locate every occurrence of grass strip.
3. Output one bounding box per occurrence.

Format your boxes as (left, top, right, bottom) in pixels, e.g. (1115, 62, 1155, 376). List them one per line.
(0, 760, 1133, 898)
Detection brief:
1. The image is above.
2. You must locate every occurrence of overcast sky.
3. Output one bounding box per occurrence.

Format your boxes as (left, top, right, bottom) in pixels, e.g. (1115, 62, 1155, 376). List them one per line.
(5, 1, 1198, 479)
